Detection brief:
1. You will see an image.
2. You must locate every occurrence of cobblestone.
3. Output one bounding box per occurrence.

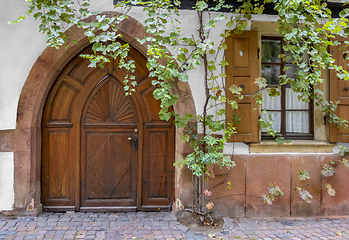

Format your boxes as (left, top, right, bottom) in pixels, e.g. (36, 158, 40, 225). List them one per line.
(0, 212, 348, 239)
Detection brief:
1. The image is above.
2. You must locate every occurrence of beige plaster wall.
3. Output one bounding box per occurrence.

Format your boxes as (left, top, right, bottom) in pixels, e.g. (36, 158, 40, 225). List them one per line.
(1, 1, 45, 130)
(0, 152, 14, 211)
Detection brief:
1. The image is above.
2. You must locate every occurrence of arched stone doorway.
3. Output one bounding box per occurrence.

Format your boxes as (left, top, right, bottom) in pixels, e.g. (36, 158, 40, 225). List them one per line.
(42, 42, 175, 211)
(14, 13, 196, 214)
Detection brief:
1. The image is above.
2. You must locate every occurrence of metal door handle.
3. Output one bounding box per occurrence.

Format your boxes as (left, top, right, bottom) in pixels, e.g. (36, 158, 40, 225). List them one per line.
(133, 135, 138, 150)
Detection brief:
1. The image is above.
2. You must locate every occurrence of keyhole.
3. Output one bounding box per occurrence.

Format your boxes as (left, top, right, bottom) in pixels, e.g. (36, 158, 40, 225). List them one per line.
(239, 50, 244, 57)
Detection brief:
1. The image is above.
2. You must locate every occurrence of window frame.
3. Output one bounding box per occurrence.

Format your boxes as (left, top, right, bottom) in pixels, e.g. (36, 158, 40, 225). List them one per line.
(261, 36, 314, 140)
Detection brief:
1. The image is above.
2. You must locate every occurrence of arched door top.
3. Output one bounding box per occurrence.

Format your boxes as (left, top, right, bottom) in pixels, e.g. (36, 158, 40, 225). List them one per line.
(83, 77, 137, 125)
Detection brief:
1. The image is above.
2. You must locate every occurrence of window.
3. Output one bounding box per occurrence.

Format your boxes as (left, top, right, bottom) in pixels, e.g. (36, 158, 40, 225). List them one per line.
(260, 36, 314, 140)
(226, 32, 347, 143)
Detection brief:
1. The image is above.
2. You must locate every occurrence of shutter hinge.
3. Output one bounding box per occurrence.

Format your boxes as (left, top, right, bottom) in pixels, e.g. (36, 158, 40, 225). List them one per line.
(257, 47, 260, 59)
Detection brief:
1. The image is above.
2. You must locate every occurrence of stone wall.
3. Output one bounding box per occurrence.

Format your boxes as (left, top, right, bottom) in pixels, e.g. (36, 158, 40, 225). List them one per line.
(207, 154, 349, 217)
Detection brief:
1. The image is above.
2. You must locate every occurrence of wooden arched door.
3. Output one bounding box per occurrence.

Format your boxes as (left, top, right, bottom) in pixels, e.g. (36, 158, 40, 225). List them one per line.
(80, 77, 139, 211)
(41, 43, 175, 212)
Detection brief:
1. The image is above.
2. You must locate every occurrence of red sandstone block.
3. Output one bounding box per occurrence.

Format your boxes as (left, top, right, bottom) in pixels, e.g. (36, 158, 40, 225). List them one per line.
(321, 155, 349, 216)
(291, 155, 322, 216)
(245, 155, 291, 217)
(209, 156, 245, 217)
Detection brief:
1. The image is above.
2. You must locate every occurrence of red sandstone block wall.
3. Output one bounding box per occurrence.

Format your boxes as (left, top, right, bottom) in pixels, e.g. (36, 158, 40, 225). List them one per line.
(207, 154, 349, 217)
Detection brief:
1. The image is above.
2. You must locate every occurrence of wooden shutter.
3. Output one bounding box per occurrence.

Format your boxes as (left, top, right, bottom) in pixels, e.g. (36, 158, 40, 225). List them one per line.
(330, 37, 349, 142)
(225, 31, 259, 142)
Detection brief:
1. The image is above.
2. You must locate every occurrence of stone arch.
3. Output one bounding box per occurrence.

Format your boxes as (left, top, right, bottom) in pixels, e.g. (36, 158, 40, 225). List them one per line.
(14, 12, 196, 214)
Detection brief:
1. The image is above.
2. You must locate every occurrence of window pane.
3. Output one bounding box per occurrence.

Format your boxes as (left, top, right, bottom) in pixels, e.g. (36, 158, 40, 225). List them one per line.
(285, 50, 293, 63)
(261, 88, 281, 110)
(286, 111, 309, 133)
(261, 40, 281, 63)
(285, 64, 297, 79)
(262, 65, 280, 85)
(261, 111, 281, 133)
(286, 88, 308, 110)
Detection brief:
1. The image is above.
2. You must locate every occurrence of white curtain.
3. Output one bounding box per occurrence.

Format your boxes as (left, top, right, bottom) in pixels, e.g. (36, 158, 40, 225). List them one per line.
(261, 89, 281, 132)
(261, 88, 308, 133)
(285, 89, 308, 133)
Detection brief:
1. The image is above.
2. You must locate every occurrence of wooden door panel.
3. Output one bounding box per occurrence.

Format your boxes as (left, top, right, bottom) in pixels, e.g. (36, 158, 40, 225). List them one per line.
(51, 84, 76, 121)
(148, 132, 167, 198)
(142, 126, 175, 210)
(42, 127, 75, 211)
(233, 104, 252, 134)
(84, 132, 135, 202)
(338, 106, 349, 135)
(143, 88, 162, 121)
(48, 131, 70, 199)
(233, 38, 251, 69)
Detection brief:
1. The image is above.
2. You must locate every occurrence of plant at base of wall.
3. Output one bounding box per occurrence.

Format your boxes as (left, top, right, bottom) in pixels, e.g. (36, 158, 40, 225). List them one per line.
(185, 189, 216, 225)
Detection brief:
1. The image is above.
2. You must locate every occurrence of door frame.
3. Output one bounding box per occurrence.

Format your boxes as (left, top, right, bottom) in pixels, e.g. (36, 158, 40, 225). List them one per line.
(11, 12, 196, 214)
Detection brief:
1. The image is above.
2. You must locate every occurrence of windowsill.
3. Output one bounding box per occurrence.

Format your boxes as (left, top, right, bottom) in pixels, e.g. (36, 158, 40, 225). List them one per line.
(249, 140, 336, 153)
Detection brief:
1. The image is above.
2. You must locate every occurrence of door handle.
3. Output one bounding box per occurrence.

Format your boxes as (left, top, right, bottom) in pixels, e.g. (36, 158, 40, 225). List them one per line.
(131, 128, 139, 150)
(133, 134, 139, 150)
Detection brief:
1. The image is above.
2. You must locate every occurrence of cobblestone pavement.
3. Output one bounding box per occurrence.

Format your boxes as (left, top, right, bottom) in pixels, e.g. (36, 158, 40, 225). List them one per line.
(0, 212, 348, 239)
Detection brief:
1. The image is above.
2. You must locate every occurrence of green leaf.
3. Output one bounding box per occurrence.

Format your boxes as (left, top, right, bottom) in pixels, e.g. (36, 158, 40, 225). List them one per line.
(219, 60, 229, 67)
(178, 73, 188, 82)
(298, 170, 310, 181)
(268, 87, 281, 97)
(195, 1, 208, 11)
(160, 112, 172, 121)
(254, 77, 267, 88)
(145, 18, 155, 25)
(344, 27, 349, 35)
(259, 119, 269, 129)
